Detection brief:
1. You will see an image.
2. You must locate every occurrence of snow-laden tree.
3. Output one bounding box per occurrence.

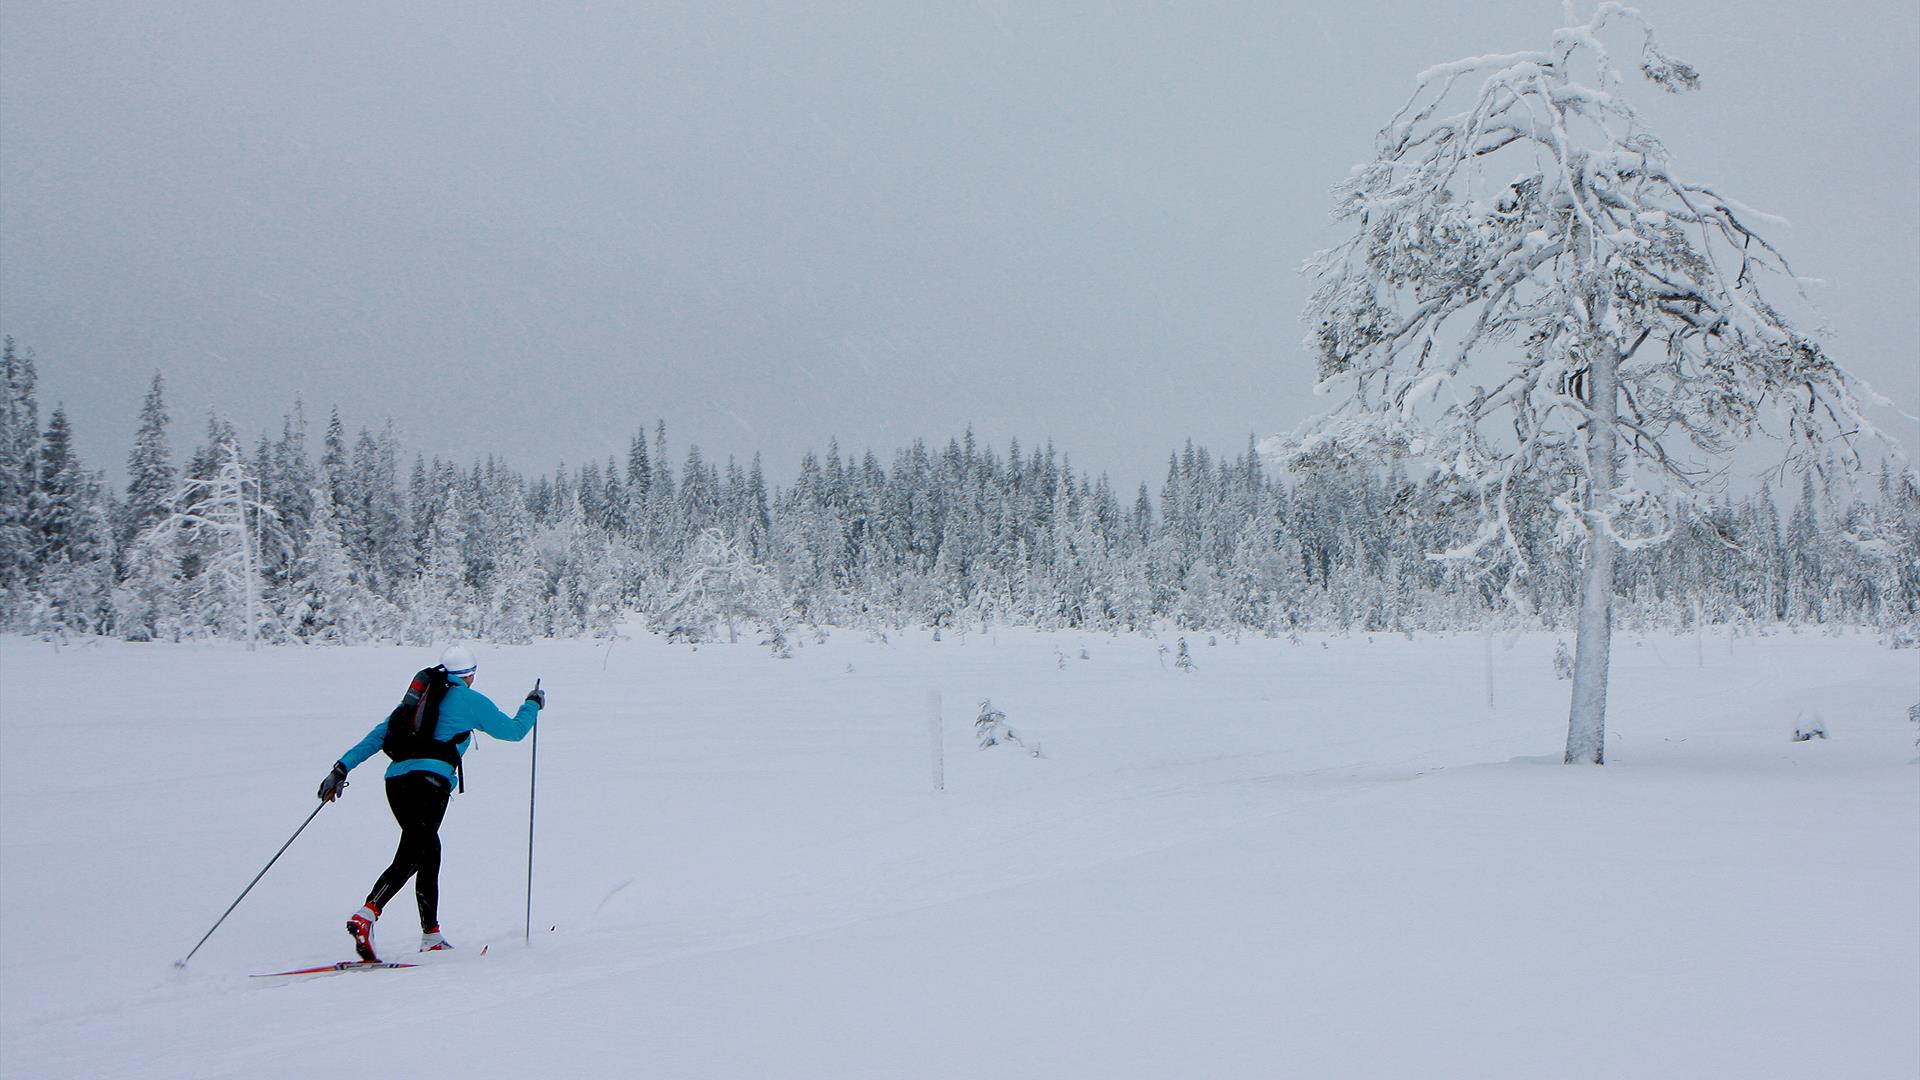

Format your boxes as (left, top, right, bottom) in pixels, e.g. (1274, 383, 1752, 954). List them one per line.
(974, 698, 1035, 753)
(486, 495, 547, 645)
(118, 373, 176, 553)
(319, 408, 351, 526)
(140, 440, 282, 647)
(348, 424, 410, 596)
(29, 408, 87, 566)
(254, 403, 316, 587)
(0, 338, 38, 617)
(283, 490, 391, 643)
(1883, 467, 1920, 634)
(28, 408, 115, 633)
(1785, 471, 1828, 622)
(1297, 5, 1891, 763)
(113, 522, 185, 642)
(536, 487, 620, 640)
(624, 431, 653, 537)
(1824, 475, 1912, 634)
(403, 489, 479, 644)
(657, 527, 783, 644)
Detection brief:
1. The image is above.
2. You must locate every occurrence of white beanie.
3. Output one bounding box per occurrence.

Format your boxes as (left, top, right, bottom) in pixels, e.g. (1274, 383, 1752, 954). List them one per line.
(439, 643, 478, 678)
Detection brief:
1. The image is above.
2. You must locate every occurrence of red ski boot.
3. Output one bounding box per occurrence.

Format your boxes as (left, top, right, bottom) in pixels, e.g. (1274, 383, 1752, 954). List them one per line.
(346, 904, 380, 962)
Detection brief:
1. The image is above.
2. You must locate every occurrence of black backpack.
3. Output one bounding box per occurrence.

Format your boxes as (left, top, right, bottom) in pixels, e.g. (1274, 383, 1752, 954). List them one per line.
(382, 666, 471, 791)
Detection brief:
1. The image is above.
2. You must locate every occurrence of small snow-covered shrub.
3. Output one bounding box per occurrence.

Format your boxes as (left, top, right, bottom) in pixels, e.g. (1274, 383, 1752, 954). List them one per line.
(1791, 713, 1828, 742)
(976, 699, 1039, 756)
(1908, 702, 1919, 746)
(761, 625, 791, 659)
(1553, 641, 1574, 681)
(975, 699, 1010, 748)
(1175, 637, 1195, 673)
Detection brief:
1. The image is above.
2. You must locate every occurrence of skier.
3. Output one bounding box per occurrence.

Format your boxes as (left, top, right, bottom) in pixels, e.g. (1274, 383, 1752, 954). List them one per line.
(316, 643, 543, 960)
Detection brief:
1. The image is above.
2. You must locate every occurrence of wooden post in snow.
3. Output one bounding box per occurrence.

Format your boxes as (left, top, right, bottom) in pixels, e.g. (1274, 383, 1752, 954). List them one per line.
(1694, 598, 1704, 668)
(927, 690, 944, 792)
(1483, 627, 1495, 710)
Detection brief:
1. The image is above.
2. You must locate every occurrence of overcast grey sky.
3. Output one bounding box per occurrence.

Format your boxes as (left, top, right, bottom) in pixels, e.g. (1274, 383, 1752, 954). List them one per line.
(3, 0, 1914, 490)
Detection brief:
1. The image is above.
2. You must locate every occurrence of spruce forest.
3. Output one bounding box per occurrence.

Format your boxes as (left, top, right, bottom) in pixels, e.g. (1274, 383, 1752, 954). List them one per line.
(2, 341, 1914, 650)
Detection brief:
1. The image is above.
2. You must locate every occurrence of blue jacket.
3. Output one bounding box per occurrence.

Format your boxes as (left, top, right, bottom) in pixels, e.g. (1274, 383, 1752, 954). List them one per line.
(339, 675, 538, 786)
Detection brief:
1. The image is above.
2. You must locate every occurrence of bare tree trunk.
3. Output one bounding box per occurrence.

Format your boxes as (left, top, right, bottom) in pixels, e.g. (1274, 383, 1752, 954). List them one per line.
(1566, 340, 1620, 765)
(242, 481, 258, 652)
(1565, 522, 1614, 763)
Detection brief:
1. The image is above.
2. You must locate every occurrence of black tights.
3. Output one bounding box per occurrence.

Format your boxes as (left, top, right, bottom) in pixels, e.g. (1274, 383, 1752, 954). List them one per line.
(364, 772, 452, 932)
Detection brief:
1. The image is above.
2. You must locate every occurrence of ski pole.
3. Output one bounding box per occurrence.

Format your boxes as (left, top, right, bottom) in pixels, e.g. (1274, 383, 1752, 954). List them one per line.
(525, 678, 540, 946)
(175, 800, 327, 969)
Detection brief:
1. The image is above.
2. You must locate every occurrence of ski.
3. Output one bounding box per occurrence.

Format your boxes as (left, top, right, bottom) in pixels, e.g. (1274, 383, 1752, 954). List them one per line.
(250, 960, 417, 979)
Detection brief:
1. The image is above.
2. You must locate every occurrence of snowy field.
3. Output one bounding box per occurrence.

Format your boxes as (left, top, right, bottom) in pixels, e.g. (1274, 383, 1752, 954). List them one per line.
(1, 627, 1914, 1079)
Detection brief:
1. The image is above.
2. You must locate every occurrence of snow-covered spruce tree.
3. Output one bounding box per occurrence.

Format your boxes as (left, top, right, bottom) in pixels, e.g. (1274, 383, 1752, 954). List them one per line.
(535, 483, 589, 638)
(0, 338, 38, 621)
(486, 490, 547, 645)
(114, 522, 185, 641)
(975, 699, 1013, 750)
(1299, 6, 1887, 763)
(1883, 466, 1920, 636)
(404, 489, 479, 644)
(28, 407, 115, 633)
(28, 407, 83, 566)
(624, 431, 653, 538)
(975, 698, 1039, 755)
(1174, 636, 1195, 672)
(349, 424, 410, 597)
(319, 408, 352, 536)
(569, 524, 628, 641)
(111, 377, 182, 640)
(283, 490, 391, 643)
(254, 403, 316, 589)
(1785, 471, 1829, 623)
(117, 372, 176, 555)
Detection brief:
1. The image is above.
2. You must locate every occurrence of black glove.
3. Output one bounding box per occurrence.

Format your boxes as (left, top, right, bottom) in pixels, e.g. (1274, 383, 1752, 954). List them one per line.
(525, 685, 546, 709)
(318, 762, 349, 802)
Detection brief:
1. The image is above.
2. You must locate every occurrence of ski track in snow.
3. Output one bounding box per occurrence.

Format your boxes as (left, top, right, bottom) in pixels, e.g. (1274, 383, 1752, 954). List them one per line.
(1, 628, 1915, 1079)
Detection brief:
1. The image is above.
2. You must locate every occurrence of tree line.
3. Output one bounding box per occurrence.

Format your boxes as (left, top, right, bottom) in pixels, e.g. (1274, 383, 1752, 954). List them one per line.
(1, 339, 1913, 649)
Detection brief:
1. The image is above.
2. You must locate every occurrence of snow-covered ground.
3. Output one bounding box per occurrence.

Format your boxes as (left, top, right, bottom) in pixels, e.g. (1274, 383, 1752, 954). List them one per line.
(1, 627, 1914, 1079)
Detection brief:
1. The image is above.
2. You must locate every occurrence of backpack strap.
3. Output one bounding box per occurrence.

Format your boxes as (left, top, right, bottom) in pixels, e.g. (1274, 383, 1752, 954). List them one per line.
(408, 682, 432, 743)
